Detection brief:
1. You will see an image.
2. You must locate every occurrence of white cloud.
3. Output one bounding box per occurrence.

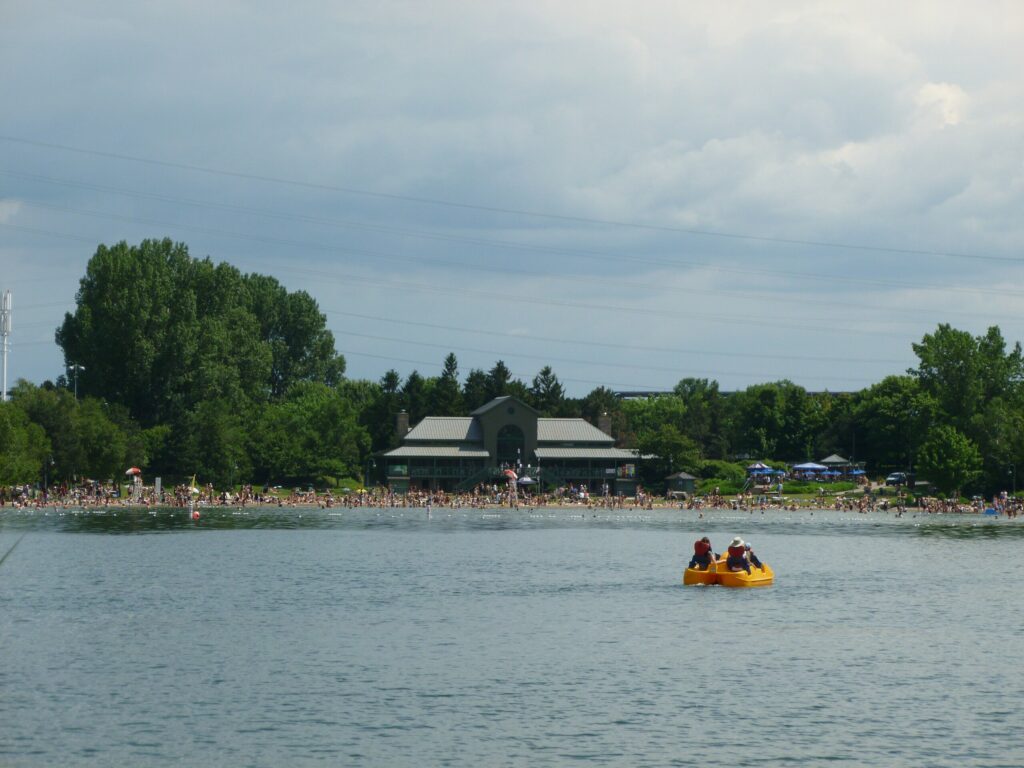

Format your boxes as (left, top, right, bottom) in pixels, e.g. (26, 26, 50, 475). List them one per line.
(0, 200, 21, 223)
(915, 82, 968, 127)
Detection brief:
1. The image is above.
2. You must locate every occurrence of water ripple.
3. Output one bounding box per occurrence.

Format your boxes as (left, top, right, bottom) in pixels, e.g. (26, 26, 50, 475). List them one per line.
(1, 507, 1022, 766)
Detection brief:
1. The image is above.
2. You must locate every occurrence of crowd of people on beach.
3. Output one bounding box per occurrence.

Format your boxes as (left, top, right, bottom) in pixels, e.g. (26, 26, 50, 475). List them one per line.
(1, 480, 1022, 517)
(0, 481, 651, 511)
(336, 483, 651, 510)
(916, 492, 1021, 517)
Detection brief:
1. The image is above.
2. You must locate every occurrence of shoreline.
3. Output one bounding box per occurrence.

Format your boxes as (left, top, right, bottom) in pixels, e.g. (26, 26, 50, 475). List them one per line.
(0, 498, 1017, 518)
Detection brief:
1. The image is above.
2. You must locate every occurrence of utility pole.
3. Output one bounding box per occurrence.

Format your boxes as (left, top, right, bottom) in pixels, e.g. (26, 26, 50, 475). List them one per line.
(68, 363, 85, 400)
(0, 290, 10, 402)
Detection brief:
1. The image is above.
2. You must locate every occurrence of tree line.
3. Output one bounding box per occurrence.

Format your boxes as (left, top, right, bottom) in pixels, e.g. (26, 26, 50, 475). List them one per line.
(2, 239, 1021, 498)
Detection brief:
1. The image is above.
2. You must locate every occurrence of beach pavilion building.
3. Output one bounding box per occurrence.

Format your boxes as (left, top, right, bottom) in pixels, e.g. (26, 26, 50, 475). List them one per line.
(382, 396, 642, 496)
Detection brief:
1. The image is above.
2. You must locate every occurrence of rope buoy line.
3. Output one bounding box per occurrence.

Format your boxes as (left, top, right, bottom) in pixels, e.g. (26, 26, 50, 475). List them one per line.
(0, 534, 26, 569)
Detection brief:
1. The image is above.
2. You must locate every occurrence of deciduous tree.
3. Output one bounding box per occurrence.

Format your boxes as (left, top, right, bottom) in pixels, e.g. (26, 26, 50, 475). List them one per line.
(917, 425, 982, 498)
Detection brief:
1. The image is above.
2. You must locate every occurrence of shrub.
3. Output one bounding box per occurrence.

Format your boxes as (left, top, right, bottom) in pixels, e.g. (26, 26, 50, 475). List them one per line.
(780, 480, 857, 494)
(696, 460, 746, 485)
(697, 478, 742, 495)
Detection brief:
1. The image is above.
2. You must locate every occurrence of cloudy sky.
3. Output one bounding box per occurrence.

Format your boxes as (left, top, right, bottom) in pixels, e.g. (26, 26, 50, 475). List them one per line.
(2, 1, 1023, 396)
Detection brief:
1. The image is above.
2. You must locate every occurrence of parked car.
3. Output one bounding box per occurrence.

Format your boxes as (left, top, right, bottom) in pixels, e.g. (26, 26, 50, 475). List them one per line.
(885, 472, 908, 486)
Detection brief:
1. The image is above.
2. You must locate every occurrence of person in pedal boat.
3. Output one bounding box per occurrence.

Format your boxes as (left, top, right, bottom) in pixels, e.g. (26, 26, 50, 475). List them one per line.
(726, 537, 752, 574)
(687, 536, 716, 570)
(743, 542, 765, 571)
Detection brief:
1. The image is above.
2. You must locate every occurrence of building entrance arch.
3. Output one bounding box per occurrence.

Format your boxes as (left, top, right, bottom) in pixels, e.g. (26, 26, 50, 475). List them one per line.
(496, 424, 525, 467)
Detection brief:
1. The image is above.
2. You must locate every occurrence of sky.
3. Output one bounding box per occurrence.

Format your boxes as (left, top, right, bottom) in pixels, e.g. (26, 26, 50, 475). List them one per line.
(2, 1, 1023, 397)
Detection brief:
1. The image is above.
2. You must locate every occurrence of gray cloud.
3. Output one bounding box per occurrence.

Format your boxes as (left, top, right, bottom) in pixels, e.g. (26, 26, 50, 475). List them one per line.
(2, 1, 1023, 392)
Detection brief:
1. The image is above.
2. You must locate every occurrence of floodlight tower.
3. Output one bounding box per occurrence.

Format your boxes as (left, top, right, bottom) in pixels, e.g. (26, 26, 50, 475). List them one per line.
(0, 290, 10, 402)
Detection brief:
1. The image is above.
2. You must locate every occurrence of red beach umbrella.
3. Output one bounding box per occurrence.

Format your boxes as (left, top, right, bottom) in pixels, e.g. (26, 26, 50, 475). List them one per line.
(125, 467, 142, 475)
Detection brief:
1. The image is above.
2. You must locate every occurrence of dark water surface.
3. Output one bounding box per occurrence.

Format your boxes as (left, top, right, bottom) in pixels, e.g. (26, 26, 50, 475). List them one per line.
(1, 506, 1022, 767)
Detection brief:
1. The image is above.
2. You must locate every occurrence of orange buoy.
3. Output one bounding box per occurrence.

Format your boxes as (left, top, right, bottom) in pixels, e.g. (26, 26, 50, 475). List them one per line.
(191, 509, 200, 521)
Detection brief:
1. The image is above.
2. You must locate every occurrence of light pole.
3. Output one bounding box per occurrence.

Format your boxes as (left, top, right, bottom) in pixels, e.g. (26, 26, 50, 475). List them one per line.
(68, 363, 85, 400)
(906, 406, 918, 475)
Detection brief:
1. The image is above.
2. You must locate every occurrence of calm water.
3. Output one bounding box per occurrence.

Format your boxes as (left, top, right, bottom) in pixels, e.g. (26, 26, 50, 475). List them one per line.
(1, 506, 1022, 767)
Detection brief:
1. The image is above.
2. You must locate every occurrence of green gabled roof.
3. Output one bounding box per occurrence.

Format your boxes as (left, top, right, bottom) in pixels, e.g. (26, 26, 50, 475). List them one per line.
(820, 454, 850, 465)
(383, 445, 490, 458)
(405, 417, 481, 442)
(538, 418, 613, 444)
(535, 447, 639, 460)
(469, 395, 539, 417)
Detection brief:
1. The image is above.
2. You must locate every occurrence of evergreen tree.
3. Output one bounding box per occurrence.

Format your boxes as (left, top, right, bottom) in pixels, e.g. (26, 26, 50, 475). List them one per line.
(463, 368, 490, 411)
(362, 371, 402, 453)
(485, 360, 513, 401)
(401, 371, 428, 424)
(530, 366, 565, 415)
(431, 353, 464, 416)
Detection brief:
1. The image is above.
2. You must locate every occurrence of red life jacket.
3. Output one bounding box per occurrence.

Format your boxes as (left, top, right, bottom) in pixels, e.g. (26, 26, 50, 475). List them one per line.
(694, 540, 711, 556)
(728, 545, 745, 559)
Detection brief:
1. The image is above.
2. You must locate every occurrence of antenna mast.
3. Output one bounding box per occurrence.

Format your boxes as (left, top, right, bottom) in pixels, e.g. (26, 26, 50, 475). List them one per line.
(0, 290, 10, 402)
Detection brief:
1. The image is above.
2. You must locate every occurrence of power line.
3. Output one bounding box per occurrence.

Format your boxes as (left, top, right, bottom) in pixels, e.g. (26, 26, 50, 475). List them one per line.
(336, 348, 864, 391)
(6, 168, 1023, 271)
(322, 308, 910, 366)
(5, 294, 913, 371)
(8, 199, 1024, 321)
(1, 134, 1018, 264)
(15, 302, 74, 311)
(334, 329, 884, 384)
(3, 211, 1013, 349)
(1, 222, 99, 245)
(0, 282, 909, 367)
(6, 172, 1022, 322)
(0, 216, 929, 339)
(247, 261, 918, 340)
(11, 339, 55, 347)
(339, 348, 665, 389)
(13, 320, 59, 329)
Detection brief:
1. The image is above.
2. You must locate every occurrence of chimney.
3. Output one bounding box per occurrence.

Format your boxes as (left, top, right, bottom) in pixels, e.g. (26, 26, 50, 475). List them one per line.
(396, 410, 410, 440)
(598, 411, 611, 436)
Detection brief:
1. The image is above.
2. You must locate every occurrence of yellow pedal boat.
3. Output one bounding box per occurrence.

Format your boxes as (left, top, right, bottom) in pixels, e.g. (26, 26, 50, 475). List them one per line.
(682, 563, 719, 585)
(717, 562, 773, 588)
(683, 558, 774, 587)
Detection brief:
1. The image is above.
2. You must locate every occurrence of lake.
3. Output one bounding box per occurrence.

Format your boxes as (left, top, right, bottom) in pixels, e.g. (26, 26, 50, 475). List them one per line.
(1, 505, 1022, 767)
